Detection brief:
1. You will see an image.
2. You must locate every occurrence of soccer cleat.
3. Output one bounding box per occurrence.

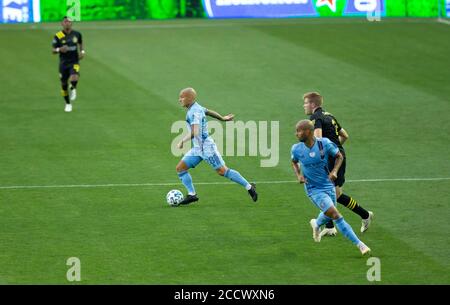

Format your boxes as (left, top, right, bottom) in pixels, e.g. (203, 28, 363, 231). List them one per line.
(361, 211, 374, 233)
(358, 242, 371, 256)
(179, 194, 199, 206)
(70, 88, 77, 101)
(320, 227, 337, 238)
(247, 183, 258, 202)
(310, 219, 321, 242)
(64, 103, 72, 112)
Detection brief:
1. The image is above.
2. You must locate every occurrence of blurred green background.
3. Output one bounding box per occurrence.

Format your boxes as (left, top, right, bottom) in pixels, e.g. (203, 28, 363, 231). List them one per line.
(40, 0, 205, 21)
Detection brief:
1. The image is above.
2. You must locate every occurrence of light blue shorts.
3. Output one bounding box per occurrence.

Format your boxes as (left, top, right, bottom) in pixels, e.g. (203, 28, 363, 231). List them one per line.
(182, 141, 225, 170)
(307, 189, 337, 212)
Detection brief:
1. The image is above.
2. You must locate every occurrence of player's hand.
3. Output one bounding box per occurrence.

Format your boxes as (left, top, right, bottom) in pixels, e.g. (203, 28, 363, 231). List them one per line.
(298, 175, 307, 184)
(329, 171, 338, 181)
(177, 141, 184, 149)
(223, 114, 234, 121)
(79, 51, 85, 60)
(59, 45, 69, 53)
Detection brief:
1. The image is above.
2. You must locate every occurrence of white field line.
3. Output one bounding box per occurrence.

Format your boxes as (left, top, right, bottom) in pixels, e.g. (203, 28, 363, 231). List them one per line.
(0, 177, 449, 190)
(0, 20, 336, 31)
(437, 18, 450, 25)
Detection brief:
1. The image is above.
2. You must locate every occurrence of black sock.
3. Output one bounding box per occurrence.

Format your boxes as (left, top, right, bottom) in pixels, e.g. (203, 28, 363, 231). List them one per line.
(70, 80, 78, 90)
(61, 84, 70, 104)
(325, 220, 334, 229)
(338, 194, 370, 219)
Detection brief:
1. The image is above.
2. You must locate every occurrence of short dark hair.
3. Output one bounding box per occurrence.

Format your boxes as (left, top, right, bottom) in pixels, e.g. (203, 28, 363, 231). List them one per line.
(62, 16, 72, 21)
(296, 120, 314, 131)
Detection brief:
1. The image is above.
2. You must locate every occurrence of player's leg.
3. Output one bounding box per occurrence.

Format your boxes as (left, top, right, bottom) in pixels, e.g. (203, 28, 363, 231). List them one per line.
(60, 65, 71, 112)
(324, 205, 371, 255)
(176, 151, 202, 205)
(308, 190, 370, 254)
(205, 144, 257, 202)
(216, 165, 250, 190)
(322, 217, 337, 237)
(323, 156, 373, 234)
(320, 189, 370, 255)
(176, 160, 196, 195)
(69, 64, 80, 101)
(308, 191, 335, 242)
(335, 156, 373, 232)
(215, 165, 257, 202)
(322, 157, 339, 235)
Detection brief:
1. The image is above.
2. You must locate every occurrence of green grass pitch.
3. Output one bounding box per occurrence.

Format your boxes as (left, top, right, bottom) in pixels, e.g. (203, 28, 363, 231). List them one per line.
(0, 18, 449, 284)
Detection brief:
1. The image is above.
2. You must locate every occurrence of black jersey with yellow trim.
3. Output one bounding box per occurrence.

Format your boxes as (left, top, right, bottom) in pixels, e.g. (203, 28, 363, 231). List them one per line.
(52, 30, 82, 65)
(309, 107, 344, 151)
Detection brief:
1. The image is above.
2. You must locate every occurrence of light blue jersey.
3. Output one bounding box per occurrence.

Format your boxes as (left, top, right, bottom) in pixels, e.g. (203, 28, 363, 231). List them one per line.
(186, 102, 209, 148)
(291, 137, 339, 196)
(178, 102, 252, 199)
(183, 102, 225, 170)
(290, 138, 365, 248)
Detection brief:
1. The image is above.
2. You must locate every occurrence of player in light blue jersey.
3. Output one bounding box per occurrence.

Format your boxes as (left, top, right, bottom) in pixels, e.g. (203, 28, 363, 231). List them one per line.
(291, 120, 370, 255)
(175, 88, 258, 205)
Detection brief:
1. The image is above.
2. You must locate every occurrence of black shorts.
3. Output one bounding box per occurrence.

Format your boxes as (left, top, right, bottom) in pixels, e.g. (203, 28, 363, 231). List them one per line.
(59, 62, 80, 83)
(328, 153, 346, 187)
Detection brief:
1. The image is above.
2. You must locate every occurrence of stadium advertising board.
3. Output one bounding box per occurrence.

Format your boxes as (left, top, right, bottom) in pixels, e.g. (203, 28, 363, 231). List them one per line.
(0, 0, 40, 23)
(202, 0, 385, 18)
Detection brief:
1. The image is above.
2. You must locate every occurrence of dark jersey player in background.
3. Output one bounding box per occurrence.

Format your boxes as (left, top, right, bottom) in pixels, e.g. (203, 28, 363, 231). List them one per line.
(303, 92, 373, 237)
(52, 16, 85, 112)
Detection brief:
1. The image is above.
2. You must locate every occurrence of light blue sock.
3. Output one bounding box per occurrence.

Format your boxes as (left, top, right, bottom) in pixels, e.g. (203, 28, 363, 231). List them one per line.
(316, 212, 331, 227)
(224, 169, 251, 189)
(177, 171, 196, 195)
(334, 217, 361, 245)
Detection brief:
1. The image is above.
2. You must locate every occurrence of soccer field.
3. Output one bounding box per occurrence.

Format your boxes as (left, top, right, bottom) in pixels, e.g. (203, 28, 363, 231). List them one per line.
(0, 18, 449, 284)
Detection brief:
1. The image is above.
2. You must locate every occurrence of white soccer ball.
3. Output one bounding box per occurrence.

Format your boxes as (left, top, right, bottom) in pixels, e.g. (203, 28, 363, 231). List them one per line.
(166, 189, 184, 206)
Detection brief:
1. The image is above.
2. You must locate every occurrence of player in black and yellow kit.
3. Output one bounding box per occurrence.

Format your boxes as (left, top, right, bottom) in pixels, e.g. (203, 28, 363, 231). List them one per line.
(52, 16, 85, 112)
(303, 92, 374, 236)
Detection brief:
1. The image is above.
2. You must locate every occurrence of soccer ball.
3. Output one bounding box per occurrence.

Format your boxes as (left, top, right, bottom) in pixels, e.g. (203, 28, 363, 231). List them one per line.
(166, 189, 184, 206)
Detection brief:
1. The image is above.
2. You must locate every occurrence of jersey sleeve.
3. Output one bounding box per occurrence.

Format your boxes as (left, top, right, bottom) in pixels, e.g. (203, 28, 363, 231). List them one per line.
(313, 117, 323, 129)
(310, 114, 323, 129)
(190, 110, 203, 125)
(291, 144, 299, 162)
(78, 32, 83, 44)
(324, 138, 339, 157)
(52, 35, 60, 48)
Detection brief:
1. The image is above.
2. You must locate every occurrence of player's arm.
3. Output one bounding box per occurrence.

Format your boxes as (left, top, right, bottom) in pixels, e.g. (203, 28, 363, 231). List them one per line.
(52, 36, 59, 54)
(205, 109, 234, 121)
(78, 42, 85, 59)
(52, 35, 69, 54)
(291, 160, 307, 184)
(329, 151, 344, 181)
(313, 118, 323, 138)
(78, 33, 85, 59)
(314, 128, 322, 138)
(52, 46, 68, 54)
(177, 124, 199, 149)
(338, 128, 349, 145)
